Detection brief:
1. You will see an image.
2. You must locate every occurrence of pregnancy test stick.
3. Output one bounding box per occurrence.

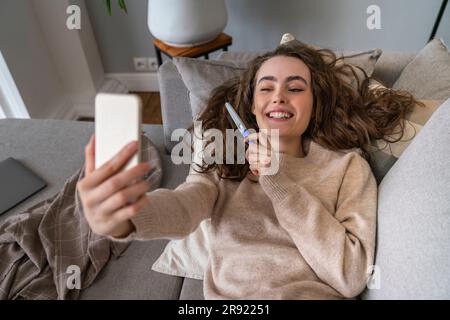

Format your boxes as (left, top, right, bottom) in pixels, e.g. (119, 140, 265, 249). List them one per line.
(225, 102, 254, 144)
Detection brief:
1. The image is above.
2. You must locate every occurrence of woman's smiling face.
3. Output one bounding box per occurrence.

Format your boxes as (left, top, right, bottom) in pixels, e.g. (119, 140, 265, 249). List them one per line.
(252, 55, 314, 138)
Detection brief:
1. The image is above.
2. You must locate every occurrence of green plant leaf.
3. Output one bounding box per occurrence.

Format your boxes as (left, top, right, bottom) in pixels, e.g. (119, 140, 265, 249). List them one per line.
(105, 0, 112, 16)
(104, 0, 127, 15)
(106, 0, 112, 16)
(118, 0, 128, 14)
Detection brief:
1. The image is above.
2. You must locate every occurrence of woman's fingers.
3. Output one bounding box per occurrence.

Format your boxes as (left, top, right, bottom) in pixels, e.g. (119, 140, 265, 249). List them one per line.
(244, 131, 272, 149)
(247, 153, 258, 165)
(257, 130, 270, 145)
(244, 132, 258, 144)
(246, 141, 271, 161)
(108, 194, 150, 226)
(249, 164, 260, 176)
(81, 140, 139, 189)
(88, 162, 151, 205)
(85, 135, 95, 175)
(244, 131, 277, 177)
(97, 179, 150, 216)
(247, 153, 271, 166)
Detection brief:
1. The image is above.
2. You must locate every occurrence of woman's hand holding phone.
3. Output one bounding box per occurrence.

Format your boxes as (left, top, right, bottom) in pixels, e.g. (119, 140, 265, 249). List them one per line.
(77, 134, 151, 239)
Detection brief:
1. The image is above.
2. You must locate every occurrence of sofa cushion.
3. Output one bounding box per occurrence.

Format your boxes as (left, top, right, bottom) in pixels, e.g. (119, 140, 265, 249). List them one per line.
(179, 278, 204, 300)
(80, 239, 185, 299)
(371, 52, 416, 88)
(367, 96, 443, 184)
(392, 38, 450, 100)
(361, 97, 450, 299)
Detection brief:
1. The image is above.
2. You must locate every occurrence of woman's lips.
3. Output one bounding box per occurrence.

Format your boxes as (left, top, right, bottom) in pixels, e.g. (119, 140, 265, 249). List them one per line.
(265, 111, 294, 122)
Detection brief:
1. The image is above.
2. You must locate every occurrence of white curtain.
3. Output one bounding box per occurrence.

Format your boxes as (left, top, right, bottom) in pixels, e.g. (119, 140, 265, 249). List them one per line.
(0, 50, 30, 119)
(0, 102, 6, 119)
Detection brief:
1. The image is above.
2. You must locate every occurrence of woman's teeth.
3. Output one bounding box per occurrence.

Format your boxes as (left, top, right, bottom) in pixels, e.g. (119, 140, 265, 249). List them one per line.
(268, 112, 293, 119)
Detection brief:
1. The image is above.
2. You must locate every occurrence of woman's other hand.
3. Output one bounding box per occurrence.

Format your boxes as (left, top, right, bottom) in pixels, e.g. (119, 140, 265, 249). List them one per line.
(244, 131, 276, 176)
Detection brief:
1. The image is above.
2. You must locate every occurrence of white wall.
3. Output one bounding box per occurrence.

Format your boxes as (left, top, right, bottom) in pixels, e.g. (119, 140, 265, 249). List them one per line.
(436, 0, 450, 43)
(32, 0, 103, 105)
(85, 0, 153, 74)
(0, 49, 30, 118)
(224, 0, 443, 52)
(0, 0, 68, 119)
(85, 0, 449, 73)
(31, 0, 106, 119)
(0, 0, 109, 119)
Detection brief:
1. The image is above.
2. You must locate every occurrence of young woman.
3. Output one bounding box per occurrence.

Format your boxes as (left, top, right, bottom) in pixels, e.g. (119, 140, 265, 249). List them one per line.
(77, 44, 420, 299)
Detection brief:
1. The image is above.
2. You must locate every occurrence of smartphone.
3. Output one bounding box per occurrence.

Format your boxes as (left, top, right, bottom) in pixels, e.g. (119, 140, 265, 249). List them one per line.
(95, 93, 142, 171)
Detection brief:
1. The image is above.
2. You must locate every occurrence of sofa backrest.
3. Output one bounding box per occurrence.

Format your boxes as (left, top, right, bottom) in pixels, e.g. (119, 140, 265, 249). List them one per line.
(158, 61, 192, 154)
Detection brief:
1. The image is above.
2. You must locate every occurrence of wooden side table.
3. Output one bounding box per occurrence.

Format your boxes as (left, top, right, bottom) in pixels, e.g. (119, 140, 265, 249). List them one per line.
(153, 33, 233, 66)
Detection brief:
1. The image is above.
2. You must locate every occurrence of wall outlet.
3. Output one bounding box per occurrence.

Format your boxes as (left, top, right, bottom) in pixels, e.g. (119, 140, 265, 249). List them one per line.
(133, 57, 149, 71)
(133, 57, 158, 72)
(148, 57, 158, 72)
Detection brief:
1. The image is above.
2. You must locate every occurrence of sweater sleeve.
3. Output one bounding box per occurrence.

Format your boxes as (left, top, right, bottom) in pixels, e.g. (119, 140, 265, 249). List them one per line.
(112, 167, 219, 242)
(259, 152, 377, 298)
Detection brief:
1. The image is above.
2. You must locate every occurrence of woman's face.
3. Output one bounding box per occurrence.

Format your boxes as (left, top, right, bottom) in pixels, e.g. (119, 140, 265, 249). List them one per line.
(252, 56, 314, 138)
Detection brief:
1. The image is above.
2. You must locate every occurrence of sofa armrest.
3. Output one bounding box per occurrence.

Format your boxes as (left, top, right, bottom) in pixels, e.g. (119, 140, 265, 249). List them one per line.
(158, 61, 193, 154)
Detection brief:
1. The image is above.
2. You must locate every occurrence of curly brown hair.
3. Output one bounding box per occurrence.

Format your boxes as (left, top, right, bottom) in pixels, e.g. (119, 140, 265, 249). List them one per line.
(189, 43, 423, 181)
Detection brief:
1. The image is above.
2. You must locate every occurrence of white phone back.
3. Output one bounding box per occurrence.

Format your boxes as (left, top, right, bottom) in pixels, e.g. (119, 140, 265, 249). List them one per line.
(95, 93, 142, 171)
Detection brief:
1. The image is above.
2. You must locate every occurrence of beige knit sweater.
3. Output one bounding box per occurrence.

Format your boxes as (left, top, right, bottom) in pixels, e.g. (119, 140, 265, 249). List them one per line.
(122, 138, 377, 299)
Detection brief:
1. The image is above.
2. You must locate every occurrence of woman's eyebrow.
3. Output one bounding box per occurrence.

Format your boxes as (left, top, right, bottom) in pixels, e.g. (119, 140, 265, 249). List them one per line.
(286, 75, 308, 85)
(257, 75, 308, 86)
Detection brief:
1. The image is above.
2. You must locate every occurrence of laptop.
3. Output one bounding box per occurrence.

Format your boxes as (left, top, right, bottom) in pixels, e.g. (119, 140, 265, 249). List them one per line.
(0, 157, 47, 215)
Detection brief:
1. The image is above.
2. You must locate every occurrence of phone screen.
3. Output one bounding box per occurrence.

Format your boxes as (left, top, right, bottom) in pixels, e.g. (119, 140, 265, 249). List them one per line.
(94, 93, 142, 171)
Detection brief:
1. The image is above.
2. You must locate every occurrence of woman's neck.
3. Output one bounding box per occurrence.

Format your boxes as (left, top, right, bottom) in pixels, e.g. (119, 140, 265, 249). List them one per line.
(277, 136, 305, 158)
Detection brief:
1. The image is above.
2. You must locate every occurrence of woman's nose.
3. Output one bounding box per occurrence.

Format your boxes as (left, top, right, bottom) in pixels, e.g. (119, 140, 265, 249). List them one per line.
(272, 90, 286, 104)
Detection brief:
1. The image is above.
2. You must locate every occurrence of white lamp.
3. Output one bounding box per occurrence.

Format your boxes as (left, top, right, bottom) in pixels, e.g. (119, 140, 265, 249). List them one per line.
(147, 0, 228, 47)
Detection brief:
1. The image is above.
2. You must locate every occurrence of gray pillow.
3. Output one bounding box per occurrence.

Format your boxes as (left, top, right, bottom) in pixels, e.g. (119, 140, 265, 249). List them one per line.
(361, 97, 450, 299)
(392, 38, 450, 100)
(173, 58, 246, 120)
(367, 97, 443, 184)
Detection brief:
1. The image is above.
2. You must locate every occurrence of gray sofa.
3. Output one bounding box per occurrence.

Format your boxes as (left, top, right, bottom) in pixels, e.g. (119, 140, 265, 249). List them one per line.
(1, 50, 449, 299)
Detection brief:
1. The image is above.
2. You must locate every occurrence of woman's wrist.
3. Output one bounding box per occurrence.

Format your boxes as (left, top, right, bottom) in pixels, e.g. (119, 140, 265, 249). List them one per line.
(111, 220, 136, 239)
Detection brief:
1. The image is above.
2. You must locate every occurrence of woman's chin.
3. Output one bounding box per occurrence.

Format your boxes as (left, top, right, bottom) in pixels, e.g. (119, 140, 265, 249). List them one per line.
(260, 125, 290, 136)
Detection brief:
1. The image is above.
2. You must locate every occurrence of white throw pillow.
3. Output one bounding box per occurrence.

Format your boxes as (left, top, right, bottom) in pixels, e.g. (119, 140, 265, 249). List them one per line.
(152, 219, 210, 280)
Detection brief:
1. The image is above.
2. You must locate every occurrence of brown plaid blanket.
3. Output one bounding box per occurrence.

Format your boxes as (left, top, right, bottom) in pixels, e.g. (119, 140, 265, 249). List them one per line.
(0, 135, 162, 300)
(0, 165, 130, 300)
